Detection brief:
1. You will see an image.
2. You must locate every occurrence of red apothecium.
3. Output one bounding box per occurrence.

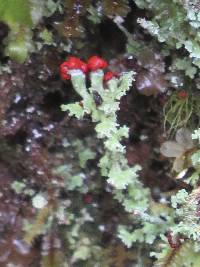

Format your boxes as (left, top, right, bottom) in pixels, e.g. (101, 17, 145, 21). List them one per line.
(87, 56, 108, 71)
(177, 90, 188, 99)
(66, 56, 88, 73)
(60, 56, 88, 80)
(60, 61, 71, 80)
(104, 71, 117, 81)
(83, 193, 93, 204)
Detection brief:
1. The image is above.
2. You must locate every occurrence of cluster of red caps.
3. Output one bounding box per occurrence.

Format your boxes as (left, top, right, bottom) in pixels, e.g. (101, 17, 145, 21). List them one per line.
(177, 90, 188, 99)
(60, 56, 117, 82)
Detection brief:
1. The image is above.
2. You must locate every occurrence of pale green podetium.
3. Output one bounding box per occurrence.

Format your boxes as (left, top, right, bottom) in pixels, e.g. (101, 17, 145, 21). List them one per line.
(61, 69, 143, 190)
(61, 68, 175, 248)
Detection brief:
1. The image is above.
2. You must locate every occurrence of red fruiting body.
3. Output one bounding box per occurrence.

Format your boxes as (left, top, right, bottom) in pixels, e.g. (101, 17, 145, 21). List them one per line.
(104, 71, 117, 81)
(66, 56, 88, 73)
(60, 61, 71, 80)
(60, 57, 88, 80)
(87, 56, 108, 71)
(83, 194, 93, 204)
(177, 90, 188, 99)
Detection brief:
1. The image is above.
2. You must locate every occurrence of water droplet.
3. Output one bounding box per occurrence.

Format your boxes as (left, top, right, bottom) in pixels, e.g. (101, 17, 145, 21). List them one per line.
(32, 129, 42, 139)
(43, 124, 54, 131)
(14, 94, 21, 103)
(26, 106, 35, 113)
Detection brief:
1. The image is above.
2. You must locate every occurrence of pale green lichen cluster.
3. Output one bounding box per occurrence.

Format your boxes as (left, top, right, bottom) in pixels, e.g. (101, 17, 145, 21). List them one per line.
(61, 70, 171, 248)
(61, 67, 200, 264)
